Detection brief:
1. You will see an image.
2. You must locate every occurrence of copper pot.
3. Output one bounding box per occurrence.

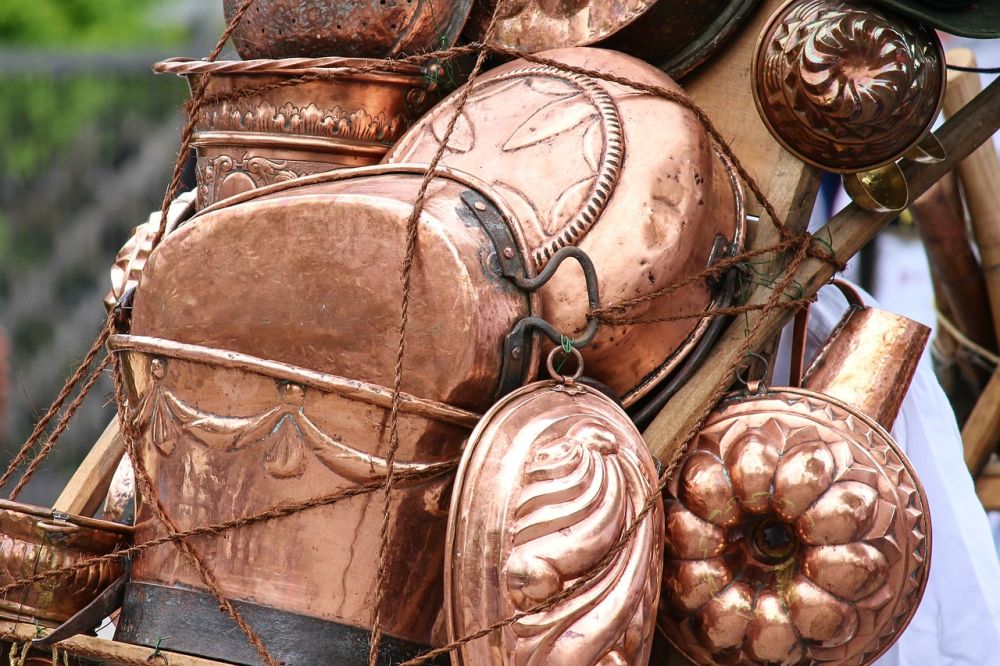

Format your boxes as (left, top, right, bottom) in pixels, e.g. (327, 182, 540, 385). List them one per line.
(223, 0, 473, 60)
(154, 58, 440, 209)
(658, 285, 932, 665)
(111, 165, 566, 664)
(446, 351, 664, 665)
(388, 47, 745, 407)
(0, 500, 131, 627)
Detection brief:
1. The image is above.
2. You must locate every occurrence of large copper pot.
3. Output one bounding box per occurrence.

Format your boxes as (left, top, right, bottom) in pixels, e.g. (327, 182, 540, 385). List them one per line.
(388, 47, 745, 407)
(0, 500, 131, 627)
(111, 165, 557, 665)
(658, 286, 932, 665)
(223, 0, 473, 60)
(154, 58, 440, 209)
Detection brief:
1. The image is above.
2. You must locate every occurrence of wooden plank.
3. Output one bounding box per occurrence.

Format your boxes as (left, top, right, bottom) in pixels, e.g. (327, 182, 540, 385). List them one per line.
(53, 420, 124, 517)
(644, 73, 1000, 463)
(0, 620, 226, 666)
(976, 463, 1000, 511)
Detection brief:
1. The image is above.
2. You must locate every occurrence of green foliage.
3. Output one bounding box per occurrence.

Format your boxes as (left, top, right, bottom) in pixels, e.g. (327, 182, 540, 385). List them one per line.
(0, 0, 187, 49)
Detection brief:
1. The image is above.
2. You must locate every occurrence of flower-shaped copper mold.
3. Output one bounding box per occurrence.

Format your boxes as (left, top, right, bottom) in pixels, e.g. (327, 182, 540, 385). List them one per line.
(752, 0, 945, 172)
(659, 388, 930, 665)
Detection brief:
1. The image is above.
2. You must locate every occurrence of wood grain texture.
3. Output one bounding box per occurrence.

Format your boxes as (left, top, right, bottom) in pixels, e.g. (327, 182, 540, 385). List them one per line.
(53, 419, 124, 516)
(644, 73, 1000, 462)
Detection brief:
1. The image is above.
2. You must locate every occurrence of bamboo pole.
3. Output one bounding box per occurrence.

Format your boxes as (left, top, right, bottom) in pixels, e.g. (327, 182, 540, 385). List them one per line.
(644, 75, 1000, 462)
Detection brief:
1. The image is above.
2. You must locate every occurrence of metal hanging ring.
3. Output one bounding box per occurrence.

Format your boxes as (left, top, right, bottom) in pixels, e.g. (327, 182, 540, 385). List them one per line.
(734, 351, 770, 395)
(547, 346, 584, 384)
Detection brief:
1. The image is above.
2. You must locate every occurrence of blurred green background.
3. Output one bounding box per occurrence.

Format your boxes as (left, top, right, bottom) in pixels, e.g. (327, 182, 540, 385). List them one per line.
(0, 0, 224, 505)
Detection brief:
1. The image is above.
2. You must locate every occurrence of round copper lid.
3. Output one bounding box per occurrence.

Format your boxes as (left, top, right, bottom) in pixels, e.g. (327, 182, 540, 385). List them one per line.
(752, 0, 945, 172)
(658, 387, 931, 665)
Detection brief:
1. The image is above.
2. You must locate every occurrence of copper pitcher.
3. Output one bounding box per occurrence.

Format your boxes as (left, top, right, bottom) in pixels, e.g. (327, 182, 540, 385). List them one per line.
(658, 283, 932, 665)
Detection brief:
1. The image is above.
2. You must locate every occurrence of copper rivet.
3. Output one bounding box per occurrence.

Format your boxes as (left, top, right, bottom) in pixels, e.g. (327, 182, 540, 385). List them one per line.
(503, 247, 515, 259)
(474, 201, 487, 211)
(511, 346, 522, 360)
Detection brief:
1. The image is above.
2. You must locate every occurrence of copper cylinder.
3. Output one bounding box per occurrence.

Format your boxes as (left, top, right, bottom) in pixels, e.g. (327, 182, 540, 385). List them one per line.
(0, 500, 131, 626)
(154, 58, 439, 209)
(802, 304, 931, 430)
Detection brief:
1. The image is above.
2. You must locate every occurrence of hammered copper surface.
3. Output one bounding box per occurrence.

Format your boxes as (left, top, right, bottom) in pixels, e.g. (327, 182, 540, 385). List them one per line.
(224, 0, 472, 59)
(0, 500, 131, 626)
(154, 58, 439, 209)
(101, 455, 135, 525)
(467, 0, 759, 79)
(446, 379, 663, 665)
(659, 301, 931, 665)
(388, 48, 745, 406)
(752, 0, 945, 172)
(112, 335, 476, 647)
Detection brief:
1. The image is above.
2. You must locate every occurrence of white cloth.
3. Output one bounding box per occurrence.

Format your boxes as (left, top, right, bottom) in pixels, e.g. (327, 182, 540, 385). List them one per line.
(773, 283, 1000, 665)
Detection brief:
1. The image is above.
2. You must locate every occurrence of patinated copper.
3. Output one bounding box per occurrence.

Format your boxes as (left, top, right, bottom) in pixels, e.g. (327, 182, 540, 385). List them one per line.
(659, 293, 931, 665)
(154, 58, 439, 209)
(466, 0, 759, 79)
(0, 500, 131, 626)
(446, 350, 663, 665)
(388, 48, 745, 406)
(223, 0, 472, 60)
(752, 0, 945, 172)
(111, 165, 558, 661)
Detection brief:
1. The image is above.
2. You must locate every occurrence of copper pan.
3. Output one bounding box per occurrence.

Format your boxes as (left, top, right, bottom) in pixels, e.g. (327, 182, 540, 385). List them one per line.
(658, 284, 932, 665)
(388, 47, 745, 406)
(154, 58, 440, 209)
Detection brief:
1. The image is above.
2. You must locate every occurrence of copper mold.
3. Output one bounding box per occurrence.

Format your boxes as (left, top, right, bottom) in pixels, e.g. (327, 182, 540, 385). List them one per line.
(466, 0, 758, 79)
(387, 47, 745, 406)
(154, 58, 440, 209)
(751, 0, 945, 173)
(659, 292, 931, 665)
(446, 374, 664, 664)
(114, 165, 548, 649)
(224, 0, 473, 60)
(0, 499, 132, 626)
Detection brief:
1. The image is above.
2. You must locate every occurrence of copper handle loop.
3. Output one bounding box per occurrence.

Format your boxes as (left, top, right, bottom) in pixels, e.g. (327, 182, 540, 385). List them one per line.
(789, 278, 867, 386)
(34, 520, 79, 536)
(509, 246, 601, 349)
(734, 351, 770, 395)
(546, 346, 585, 383)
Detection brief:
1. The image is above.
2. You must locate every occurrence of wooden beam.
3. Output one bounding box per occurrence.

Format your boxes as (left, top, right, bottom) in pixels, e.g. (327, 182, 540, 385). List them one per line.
(976, 463, 1000, 511)
(644, 74, 1000, 462)
(52, 420, 124, 517)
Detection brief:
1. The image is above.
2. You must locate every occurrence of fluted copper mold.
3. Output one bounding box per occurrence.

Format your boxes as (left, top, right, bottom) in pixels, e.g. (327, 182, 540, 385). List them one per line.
(224, 0, 472, 60)
(466, 0, 759, 79)
(0, 500, 132, 626)
(752, 0, 945, 172)
(659, 296, 931, 665)
(388, 47, 745, 406)
(114, 165, 543, 649)
(154, 58, 439, 209)
(446, 376, 663, 665)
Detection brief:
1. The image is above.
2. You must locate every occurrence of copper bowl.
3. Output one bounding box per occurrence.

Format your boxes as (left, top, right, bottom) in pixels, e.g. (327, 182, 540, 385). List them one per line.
(154, 58, 440, 209)
(223, 0, 473, 60)
(0, 500, 132, 627)
(751, 0, 945, 172)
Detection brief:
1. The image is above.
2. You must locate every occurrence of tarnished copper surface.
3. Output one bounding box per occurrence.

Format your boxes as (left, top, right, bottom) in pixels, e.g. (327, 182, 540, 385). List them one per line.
(105, 191, 195, 311)
(388, 48, 745, 406)
(752, 0, 945, 172)
(466, 0, 758, 79)
(224, 0, 472, 60)
(115, 165, 545, 648)
(659, 299, 931, 665)
(100, 455, 134, 525)
(446, 371, 663, 664)
(0, 500, 131, 626)
(154, 58, 439, 209)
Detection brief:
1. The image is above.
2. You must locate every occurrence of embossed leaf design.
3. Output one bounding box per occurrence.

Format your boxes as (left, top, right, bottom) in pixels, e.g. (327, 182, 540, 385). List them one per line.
(502, 94, 595, 152)
(547, 175, 596, 235)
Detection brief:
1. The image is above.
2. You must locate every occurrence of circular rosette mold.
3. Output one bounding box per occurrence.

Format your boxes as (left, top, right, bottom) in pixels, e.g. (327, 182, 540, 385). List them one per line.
(447, 380, 664, 665)
(658, 387, 930, 665)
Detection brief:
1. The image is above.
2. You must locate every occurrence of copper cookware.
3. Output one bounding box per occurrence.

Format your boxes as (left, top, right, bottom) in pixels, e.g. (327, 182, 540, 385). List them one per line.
(110, 165, 573, 664)
(658, 285, 931, 665)
(466, 0, 759, 79)
(388, 47, 745, 407)
(223, 0, 473, 60)
(446, 349, 663, 665)
(154, 58, 439, 209)
(0, 499, 131, 627)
